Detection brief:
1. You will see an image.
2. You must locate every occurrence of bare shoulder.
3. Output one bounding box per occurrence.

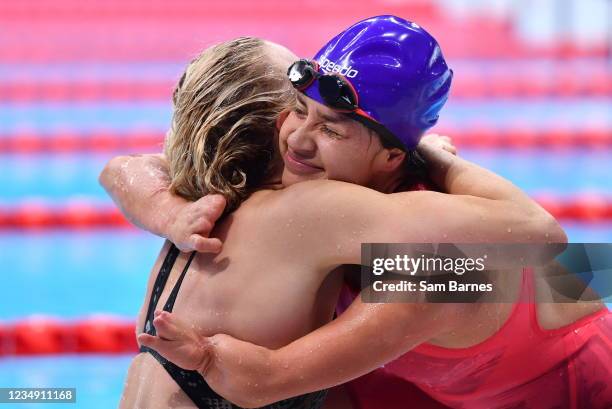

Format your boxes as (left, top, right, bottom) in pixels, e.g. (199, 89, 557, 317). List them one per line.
(261, 180, 382, 221)
(241, 181, 385, 267)
(258, 181, 445, 220)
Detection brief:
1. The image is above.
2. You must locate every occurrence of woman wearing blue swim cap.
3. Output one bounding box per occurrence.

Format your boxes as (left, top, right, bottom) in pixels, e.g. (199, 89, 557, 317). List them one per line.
(103, 15, 608, 409)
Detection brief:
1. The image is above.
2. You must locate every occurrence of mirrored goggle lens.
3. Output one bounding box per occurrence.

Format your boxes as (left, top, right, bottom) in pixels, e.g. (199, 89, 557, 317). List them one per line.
(318, 75, 358, 111)
(288, 60, 316, 89)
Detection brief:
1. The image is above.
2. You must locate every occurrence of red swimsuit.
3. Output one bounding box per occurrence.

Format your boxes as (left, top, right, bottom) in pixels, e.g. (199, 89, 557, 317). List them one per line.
(338, 270, 612, 409)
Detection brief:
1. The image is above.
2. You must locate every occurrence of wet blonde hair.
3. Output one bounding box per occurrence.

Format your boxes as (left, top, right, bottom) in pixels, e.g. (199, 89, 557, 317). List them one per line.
(164, 37, 294, 212)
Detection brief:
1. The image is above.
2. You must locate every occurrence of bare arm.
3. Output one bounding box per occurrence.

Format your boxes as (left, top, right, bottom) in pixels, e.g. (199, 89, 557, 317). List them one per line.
(265, 136, 566, 270)
(99, 154, 176, 235)
(139, 299, 467, 407)
(99, 154, 225, 252)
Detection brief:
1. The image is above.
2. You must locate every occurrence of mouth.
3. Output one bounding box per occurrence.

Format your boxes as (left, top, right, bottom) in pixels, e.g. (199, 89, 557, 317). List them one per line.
(284, 150, 324, 175)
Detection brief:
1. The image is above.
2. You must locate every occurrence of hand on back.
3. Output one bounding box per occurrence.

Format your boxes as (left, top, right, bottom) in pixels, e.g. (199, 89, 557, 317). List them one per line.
(167, 194, 227, 253)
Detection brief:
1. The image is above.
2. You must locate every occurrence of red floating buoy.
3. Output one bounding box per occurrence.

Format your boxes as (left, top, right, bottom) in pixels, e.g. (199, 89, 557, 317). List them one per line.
(12, 317, 70, 355)
(73, 316, 138, 353)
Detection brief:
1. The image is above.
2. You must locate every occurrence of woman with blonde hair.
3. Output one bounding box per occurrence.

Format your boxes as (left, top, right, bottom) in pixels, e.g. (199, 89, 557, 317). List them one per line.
(118, 37, 332, 409)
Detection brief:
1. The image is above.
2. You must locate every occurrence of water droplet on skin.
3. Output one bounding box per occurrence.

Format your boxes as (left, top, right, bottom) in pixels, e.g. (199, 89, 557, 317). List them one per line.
(283, 362, 289, 369)
(340, 214, 345, 219)
(297, 233, 302, 238)
(238, 357, 243, 365)
(507, 228, 512, 233)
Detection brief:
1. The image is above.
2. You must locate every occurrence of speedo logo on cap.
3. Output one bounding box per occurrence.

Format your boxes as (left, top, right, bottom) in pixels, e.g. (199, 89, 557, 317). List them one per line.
(319, 56, 358, 78)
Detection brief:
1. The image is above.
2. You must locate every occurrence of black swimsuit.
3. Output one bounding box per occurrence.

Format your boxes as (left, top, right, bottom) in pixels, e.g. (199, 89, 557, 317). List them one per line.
(140, 244, 328, 409)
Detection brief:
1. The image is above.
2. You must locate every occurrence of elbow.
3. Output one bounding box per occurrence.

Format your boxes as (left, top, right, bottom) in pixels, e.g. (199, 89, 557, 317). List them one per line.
(531, 211, 568, 244)
(98, 155, 129, 192)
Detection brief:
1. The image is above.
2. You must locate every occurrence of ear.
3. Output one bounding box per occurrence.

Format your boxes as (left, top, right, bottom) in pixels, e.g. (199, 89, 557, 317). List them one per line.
(379, 148, 407, 173)
(276, 109, 291, 132)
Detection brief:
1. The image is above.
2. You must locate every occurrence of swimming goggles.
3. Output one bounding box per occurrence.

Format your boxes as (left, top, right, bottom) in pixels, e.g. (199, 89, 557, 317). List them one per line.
(287, 59, 406, 151)
(288, 59, 369, 112)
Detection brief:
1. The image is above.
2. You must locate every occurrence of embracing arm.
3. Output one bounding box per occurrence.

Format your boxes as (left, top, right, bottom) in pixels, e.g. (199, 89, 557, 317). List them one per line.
(139, 300, 467, 407)
(395, 142, 567, 242)
(99, 154, 225, 252)
(258, 299, 465, 403)
(270, 139, 566, 270)
(99, 154, 178, 236)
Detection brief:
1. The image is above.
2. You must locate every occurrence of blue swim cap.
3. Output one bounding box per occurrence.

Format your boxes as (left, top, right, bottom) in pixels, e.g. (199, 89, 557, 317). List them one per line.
(303, 15, 453, 150)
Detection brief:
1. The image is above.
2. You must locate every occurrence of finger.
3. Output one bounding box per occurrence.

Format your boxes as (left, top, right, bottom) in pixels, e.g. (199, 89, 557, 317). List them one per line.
(444, 144, 457, 154)
(190, 235, 222, 253)
(155, 311, 191, 336)
(198, 195, 227, 224)
(191, 218, 213, 235)
(153, 313, 182, 339)
(138, 334, 178, 357)
(138, 333, 163, 350)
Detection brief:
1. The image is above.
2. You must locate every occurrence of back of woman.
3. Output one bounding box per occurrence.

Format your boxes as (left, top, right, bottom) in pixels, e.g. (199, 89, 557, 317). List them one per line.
(124, 191, 343, 409)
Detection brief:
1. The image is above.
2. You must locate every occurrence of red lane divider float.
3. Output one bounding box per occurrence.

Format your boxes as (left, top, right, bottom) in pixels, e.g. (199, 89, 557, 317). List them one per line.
(0, 203, 132, 229)
(0, 316, 138, 356)
(0, 129, 609, 154)
(0, 197, 611, 230)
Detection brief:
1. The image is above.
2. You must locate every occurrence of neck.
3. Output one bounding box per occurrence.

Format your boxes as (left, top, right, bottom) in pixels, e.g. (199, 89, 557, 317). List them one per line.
(261, 160, 285, 190)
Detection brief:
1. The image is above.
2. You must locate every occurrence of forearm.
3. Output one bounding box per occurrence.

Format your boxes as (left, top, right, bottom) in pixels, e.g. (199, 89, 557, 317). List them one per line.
(418, 145, 566, 241)
(219, 299, 456, 406)
(99, 154, 187, 238)
(420, 143, 532, 203)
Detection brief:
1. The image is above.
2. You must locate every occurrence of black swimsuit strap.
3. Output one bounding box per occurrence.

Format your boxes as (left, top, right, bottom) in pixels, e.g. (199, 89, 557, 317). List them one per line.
(142, 243, 180, 336)
(163, 250, 196, 312)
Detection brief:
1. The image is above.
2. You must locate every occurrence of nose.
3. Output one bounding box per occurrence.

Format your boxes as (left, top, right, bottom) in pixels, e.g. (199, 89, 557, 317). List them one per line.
(287, 120, 317, 158)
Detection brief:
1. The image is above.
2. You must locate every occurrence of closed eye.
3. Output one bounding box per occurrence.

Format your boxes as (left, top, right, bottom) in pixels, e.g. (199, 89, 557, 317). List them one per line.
(294, 105, 307, 118)
(321, 125, 342, 139)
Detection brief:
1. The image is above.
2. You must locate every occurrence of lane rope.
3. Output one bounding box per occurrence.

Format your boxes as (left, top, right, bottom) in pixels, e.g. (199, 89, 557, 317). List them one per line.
(0, 130, 609, 153)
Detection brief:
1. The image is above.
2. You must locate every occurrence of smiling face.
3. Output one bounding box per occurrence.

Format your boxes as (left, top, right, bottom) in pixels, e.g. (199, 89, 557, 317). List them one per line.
(277, 94, 407, 189)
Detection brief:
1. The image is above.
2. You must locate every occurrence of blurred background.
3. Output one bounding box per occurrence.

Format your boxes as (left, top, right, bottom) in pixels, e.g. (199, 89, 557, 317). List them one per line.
(0, 0, 610, 407)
